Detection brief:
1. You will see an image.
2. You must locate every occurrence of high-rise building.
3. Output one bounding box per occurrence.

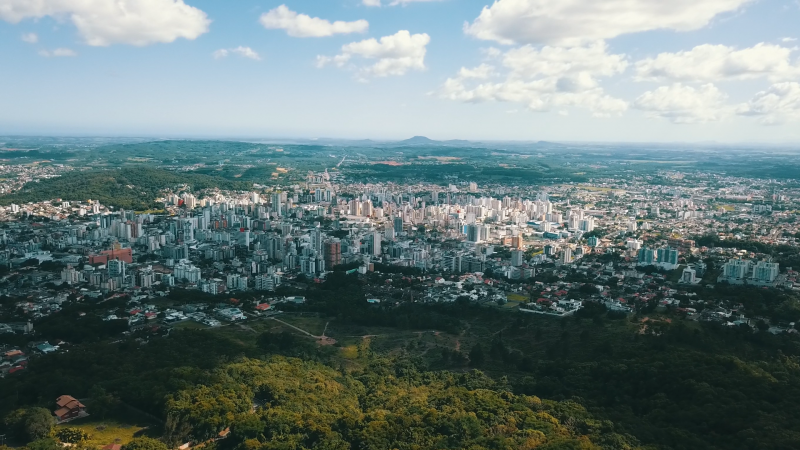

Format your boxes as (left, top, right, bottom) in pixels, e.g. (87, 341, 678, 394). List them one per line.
(511, 250, 524, 267)
(174, 262, 201, 283)
(312, 227, 323, 254)
(568, 215, 580, 230)
(181, 193, 197, 209)
(393, 216, 404, 234)
(753, 261, 779, 283)
(271, 193, 283, 217)
(108, 260, 126, 279)
(349, 199, 361, 216)
(511, 235, 523, 250)
(579, 217, 595, 232)
(466, 224, 480, 243)
(372, 231, 382, 256)
(637, 248, 656, 265)
(723, 259, 751, 279)
(324, 239, 342, 269)
(226, 274, 249, 291)
(657, 247, 679, 269)
(138, 270, 154, 288)
(61, 265, 81, 285)
(561, 247, 573, 264)
(362, 200, 373, 217)
(255, 273, 281, 291)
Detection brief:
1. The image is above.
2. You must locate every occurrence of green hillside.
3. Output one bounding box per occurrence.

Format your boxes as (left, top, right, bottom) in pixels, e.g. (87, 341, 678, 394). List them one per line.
(0, 167, 252, 210)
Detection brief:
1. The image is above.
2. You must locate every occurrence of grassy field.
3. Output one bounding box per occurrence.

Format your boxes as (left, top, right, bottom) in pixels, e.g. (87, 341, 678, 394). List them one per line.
(274, 314, 329, 336)
(56, 419, 151, 448)
(171, 321, 208, 330)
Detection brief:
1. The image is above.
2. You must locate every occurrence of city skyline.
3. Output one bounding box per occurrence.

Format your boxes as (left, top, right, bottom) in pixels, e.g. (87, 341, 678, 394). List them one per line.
(2, 0, 800, 142)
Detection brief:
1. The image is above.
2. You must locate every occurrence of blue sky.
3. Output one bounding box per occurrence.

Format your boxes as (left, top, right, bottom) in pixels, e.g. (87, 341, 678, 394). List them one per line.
(1, 0, 800, 142)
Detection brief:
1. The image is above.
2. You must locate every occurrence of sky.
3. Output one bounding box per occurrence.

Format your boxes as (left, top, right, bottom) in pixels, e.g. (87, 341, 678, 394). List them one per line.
(1, 0, 800, 143)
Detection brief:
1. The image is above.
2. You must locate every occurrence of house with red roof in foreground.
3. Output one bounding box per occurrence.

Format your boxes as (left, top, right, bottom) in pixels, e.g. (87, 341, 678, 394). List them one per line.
(54, 395, 87, 422)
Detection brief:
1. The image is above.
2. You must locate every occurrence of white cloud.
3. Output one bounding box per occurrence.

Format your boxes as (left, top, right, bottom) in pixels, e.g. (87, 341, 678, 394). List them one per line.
(458, 64, 496, 79)
(635, 43, 800, 82)
(317, 30, 430, 80)
(363, 0, 445, 6)
(260, 5, 367, 38)
(0, 0, 210, 47)
(439, 42, 628, 116)
(503, 42, 628, 79)
(481, 47, 503, 59)
(737, 82, 800, 124)
(634, 83, 730, 123)
(464, 0, 753, 46)
(39, 48, 77, 57)
(782, 37, 797, 43)
(213, 46, 260, 60)
(20, 32, 37, 43)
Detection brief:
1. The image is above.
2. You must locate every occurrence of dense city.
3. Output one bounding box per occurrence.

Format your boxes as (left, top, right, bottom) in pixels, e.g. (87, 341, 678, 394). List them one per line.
(2, 165, 800, 378)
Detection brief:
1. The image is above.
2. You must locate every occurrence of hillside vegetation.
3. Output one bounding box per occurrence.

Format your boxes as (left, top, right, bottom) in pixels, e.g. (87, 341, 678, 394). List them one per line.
(167, 357, 643, 450)
(0, 167, 252, 210)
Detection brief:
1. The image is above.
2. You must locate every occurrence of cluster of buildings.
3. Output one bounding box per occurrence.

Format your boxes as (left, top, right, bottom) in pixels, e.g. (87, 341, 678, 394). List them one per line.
(0, 166, 797, 370)
(717, 258, 783, 287)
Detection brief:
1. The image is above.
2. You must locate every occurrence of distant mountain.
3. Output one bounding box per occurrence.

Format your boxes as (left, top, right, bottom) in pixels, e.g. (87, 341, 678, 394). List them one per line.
(397, 136, 438, 145)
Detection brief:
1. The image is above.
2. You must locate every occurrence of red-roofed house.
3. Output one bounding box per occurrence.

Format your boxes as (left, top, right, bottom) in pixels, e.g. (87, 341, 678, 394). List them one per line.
(54, 395, 86, 422)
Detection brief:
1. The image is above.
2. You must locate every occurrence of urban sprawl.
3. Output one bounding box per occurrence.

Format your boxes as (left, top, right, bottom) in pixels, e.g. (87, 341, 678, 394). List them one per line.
(2, 169, 799, 375)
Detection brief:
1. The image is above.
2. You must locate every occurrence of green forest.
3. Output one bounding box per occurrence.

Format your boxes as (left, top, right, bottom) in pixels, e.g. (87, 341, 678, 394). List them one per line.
(0, 168, 252, 210)
(164, 357, 642, 450)
(3, 273, 800, 449)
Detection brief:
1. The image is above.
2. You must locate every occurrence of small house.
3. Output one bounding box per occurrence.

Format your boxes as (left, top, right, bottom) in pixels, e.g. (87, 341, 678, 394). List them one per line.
(55, 395, 86, 422)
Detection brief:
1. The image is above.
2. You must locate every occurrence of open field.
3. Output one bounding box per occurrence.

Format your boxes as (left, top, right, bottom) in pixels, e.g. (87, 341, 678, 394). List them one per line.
(170, 320, 208, 330)
(274, 314, 329, 336)
(56, 419, 152, 449)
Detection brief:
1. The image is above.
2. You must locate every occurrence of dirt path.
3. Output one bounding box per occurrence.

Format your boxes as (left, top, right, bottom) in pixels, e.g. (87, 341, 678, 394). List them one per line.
(321, 321, 330, 337)
(267, 317, 316, 337)
(236, 323, 257, 333)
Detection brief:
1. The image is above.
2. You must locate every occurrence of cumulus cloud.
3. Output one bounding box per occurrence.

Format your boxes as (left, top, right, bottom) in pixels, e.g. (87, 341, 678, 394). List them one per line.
(439, 42, 628, 116)
(464, 0, 753, 46)
(317, 30, 430, 80)
(20, 32, 37, 43)
(737, 82, 800, 124)
(634, 83, 730, 123)
(39, 48, 77, 57)
(213, 46, 261, 61)
(0, 0, 210, 47)
(503, 43, 628, 78)
(363, 0, 444, 6)
(260, 5, 367, 38)
(458, 64, 497, 79)
(635, 43, 800, 82)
